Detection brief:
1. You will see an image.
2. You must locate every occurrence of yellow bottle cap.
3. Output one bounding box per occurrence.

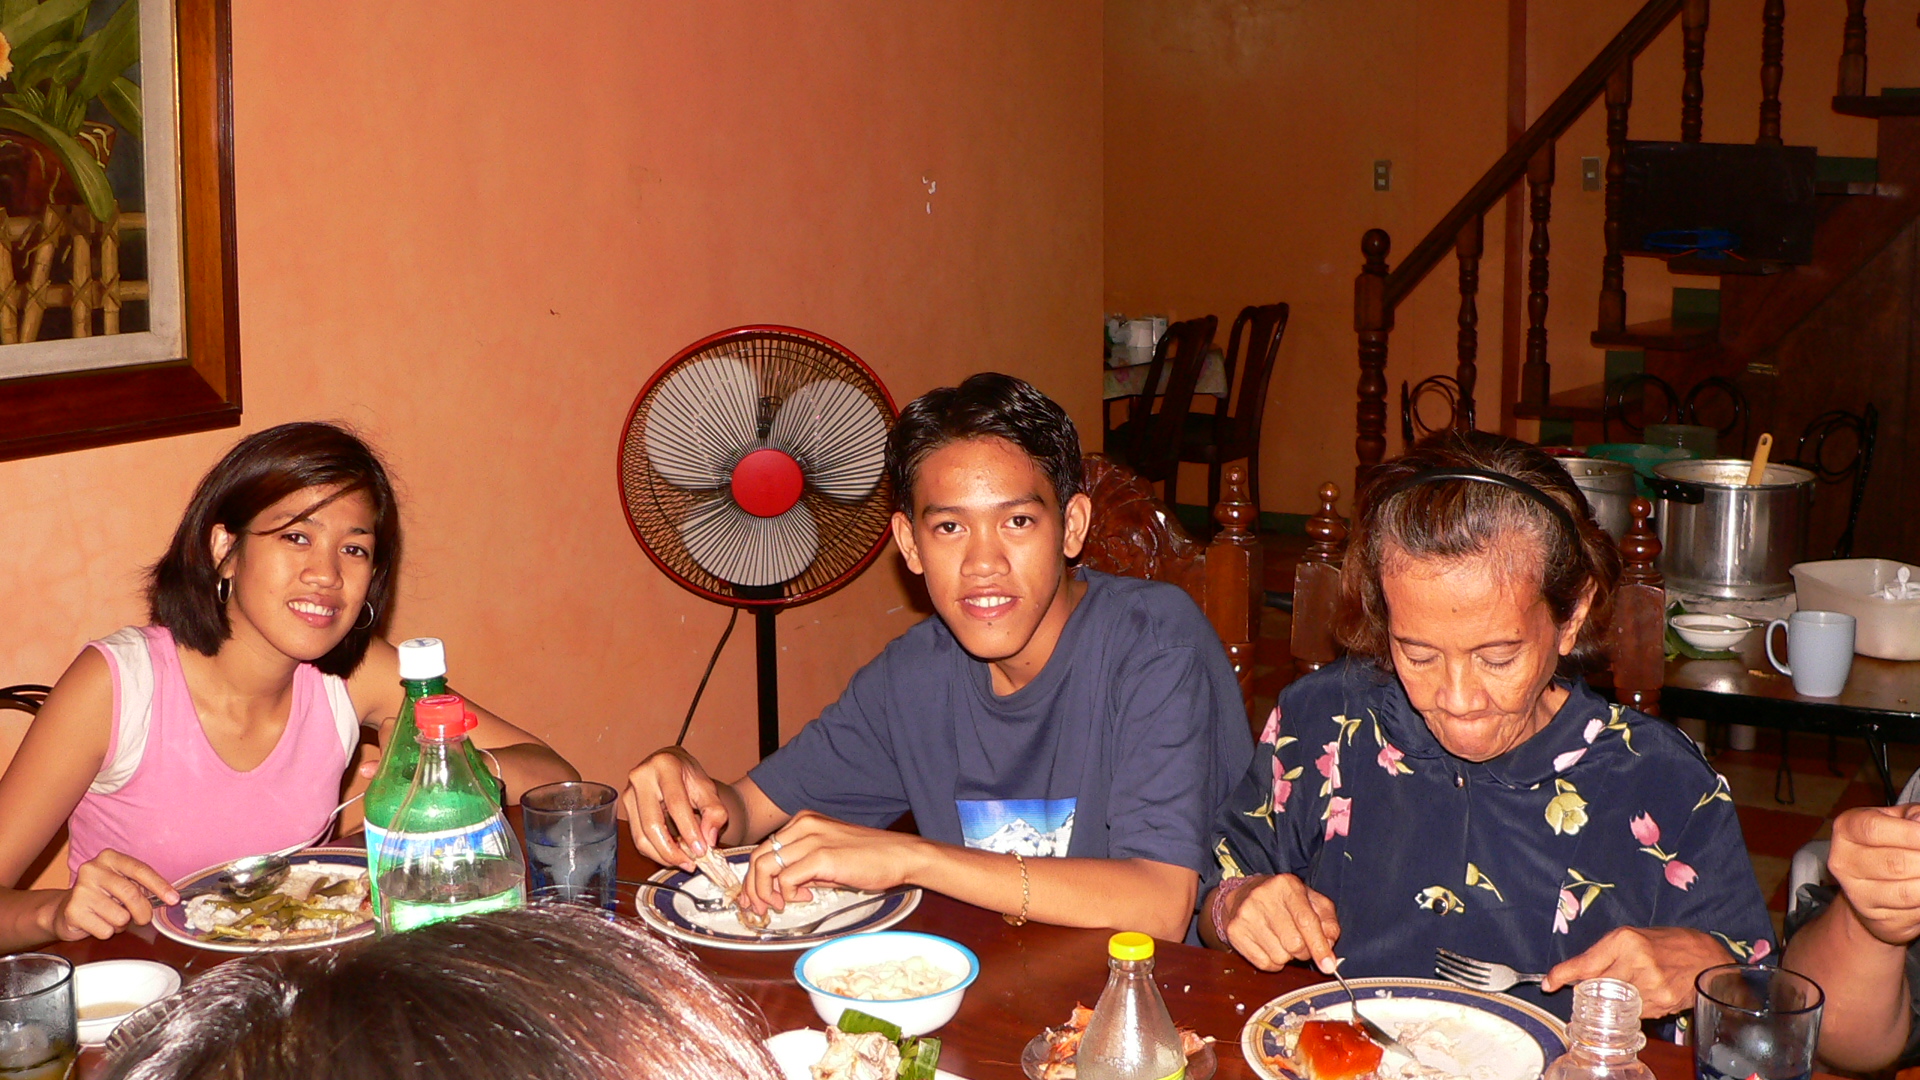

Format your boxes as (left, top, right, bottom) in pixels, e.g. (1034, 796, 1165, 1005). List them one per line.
(1109, 931, 1155, 961)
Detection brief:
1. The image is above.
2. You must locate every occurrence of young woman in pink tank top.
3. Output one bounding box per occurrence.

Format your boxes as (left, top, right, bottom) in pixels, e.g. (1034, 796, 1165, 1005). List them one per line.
(0, 423, 579, 952)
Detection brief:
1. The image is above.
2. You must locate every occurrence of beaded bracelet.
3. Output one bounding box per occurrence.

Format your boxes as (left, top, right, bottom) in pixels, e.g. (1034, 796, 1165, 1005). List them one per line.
(1208, 874, 1267, 939)
(1002, 852, 1030, 926)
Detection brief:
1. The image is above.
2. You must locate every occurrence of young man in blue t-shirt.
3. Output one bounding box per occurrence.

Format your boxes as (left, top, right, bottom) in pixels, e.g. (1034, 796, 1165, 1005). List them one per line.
(623, 373, 1252, 939)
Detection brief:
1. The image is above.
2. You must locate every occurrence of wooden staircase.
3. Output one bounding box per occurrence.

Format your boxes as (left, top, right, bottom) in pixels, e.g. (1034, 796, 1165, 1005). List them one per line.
(1351, 0, 1920, 560)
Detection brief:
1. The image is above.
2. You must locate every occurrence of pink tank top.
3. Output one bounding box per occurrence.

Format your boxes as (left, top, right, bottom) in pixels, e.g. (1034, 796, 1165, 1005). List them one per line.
(66, 626, 357, 885)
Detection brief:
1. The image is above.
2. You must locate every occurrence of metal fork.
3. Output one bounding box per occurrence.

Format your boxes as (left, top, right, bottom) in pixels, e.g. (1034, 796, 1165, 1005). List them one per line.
(1434, 948, 1546, 993)
(756, 889, 912, 938)
(1328, 960, 1409, 1056)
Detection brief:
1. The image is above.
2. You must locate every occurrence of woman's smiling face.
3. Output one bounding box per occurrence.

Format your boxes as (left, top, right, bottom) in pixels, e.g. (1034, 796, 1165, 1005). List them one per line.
(211, 484, 377, 662)
(1379, 539, 1590, 762)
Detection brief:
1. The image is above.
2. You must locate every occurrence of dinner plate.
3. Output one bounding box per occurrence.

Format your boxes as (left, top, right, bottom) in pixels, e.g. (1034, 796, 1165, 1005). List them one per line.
(633, 848, 920, 952)
(152, 847, 375, 954)
(1240, 978, 1568, 1080)
(1021, 1032, 1217, 1080)
(766, 1028, 968, 1080)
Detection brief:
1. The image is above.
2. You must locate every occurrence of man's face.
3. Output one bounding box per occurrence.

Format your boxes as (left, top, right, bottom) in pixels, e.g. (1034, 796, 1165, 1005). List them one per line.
(890, 437, 1091, 678)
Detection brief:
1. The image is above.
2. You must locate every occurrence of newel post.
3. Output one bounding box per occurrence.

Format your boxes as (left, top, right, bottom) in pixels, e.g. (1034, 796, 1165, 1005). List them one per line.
(1291, 482, 1349, 677)
(1612, 497, 1666, 718)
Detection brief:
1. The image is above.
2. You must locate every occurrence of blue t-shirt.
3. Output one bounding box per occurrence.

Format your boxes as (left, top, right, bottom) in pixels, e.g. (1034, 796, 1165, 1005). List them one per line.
(1212, 658, 1777, 1019)
(748, 568, 1254, 875)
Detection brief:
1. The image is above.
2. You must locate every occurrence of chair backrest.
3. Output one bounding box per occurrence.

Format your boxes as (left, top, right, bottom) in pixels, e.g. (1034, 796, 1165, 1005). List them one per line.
(1601, 372, 1680, 443)
(1681, 376, 1751, 456)
(1124, 316, 1216, 481)
(1782, 403, 1879, 559)
(1221, 303, 1289, 447)
(1284, 486, 1668, 716)
(1, 684, 70, 891)
(1079, 453, 1261, 727)
(1400, 375, 1463, 450)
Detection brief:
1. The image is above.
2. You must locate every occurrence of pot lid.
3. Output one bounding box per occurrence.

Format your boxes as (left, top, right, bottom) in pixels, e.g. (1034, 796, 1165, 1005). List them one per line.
(1652, 458, 1815, 489)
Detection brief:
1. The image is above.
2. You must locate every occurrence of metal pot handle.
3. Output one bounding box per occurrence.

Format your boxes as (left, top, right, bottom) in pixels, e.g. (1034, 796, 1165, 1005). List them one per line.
(1646, 475, 1706, 504)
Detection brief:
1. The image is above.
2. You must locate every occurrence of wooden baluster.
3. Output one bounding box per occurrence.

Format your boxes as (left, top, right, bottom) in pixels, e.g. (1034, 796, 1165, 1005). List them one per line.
(1521, 143, 1554, 409)
(1290, 482, 1348, 677)
(1758, 0, 1785, 145)
(1599, 62, 1632, 336)
(1354, 229, 1392, 489)
(1681, 0, 1709, 142)
(1837, 0, 1866, 97)
(1611, 497, 1665, 718)
(1208, 461, 1263, 724)
(1454, 215, 1482, 431)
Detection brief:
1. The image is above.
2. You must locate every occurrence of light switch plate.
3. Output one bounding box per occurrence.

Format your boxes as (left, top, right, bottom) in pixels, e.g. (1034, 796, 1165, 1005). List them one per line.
(1582, 157, 1602, 191)
(1373, 160, 1391, 191)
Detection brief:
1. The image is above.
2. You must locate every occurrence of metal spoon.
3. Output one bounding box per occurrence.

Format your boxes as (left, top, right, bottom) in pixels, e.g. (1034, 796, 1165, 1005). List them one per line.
(170, 854, 292, 904)
(629, 879, 732, 913)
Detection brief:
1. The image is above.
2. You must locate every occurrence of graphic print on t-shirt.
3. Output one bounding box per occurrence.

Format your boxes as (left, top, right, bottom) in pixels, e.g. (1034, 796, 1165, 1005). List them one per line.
(958, 798, 1075, 857)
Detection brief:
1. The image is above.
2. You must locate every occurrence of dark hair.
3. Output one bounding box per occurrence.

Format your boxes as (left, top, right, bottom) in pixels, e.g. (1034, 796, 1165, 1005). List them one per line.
(146, 422, 400, 677)
(1339, 429, 1621, 674)
(98, 905, 783, 1080)
(886, 372, 1083, 515)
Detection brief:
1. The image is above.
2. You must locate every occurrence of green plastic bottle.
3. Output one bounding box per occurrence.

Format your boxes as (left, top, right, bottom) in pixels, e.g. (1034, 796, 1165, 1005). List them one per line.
(373, 693, 525, 933)
(364, 638, 501, 913)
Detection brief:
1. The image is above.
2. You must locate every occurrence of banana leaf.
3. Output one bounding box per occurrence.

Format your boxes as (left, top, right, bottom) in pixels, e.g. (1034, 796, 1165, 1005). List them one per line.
(0, 0, 37, 26)
(0, 104, 114, 219)
(0, 0, 91, 76)
(13, 38, 76, 92)
(72, 0, 137, 108)
(98, 74, 136, 140)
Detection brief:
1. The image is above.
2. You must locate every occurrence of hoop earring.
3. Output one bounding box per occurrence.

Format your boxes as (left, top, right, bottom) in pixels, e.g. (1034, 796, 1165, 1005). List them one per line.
(216, 577, 231, 605)
(355, 603, 376, 631)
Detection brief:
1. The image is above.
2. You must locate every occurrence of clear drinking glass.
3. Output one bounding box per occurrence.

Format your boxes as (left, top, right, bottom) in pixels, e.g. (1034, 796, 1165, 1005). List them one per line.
(0, 954, 76, 1080)
(522, 780, 620, 910)
(1694, 965, 1823, 1080)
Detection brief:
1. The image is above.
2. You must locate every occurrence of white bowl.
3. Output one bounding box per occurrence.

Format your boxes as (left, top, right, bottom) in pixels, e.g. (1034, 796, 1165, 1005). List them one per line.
(1670, 612, 1756, 651)
(73, 960, 181, 1045)
(793, 931, 978, 1037)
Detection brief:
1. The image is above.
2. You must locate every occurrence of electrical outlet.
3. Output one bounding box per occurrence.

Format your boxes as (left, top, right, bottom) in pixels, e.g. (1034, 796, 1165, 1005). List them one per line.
(1582, 157, 1602, 191)
(1373, 160, 1391, 192)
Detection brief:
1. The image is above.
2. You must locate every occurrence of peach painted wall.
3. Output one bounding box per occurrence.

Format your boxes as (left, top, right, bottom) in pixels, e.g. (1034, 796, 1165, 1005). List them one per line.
(1104, 0, 1514, 515)
(0, 1, 1102, 791)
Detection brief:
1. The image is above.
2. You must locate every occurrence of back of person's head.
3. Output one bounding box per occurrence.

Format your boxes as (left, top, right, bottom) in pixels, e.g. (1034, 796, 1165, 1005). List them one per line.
(886, 372, 1083, 515)
(100, 905, 781, 1080)
(147, 421, 400, 677)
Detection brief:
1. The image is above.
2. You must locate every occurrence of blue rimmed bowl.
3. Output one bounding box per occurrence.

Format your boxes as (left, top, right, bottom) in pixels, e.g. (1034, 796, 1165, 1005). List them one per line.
(794, 931, 979, 1036)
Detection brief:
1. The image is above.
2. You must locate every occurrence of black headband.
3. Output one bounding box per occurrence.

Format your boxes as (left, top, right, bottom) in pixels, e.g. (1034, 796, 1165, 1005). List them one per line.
(1381, 467, 1584, 547)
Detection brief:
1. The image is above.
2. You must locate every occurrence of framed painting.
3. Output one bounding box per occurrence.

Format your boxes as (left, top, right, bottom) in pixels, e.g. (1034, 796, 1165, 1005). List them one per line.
(0, 0, 237, 462)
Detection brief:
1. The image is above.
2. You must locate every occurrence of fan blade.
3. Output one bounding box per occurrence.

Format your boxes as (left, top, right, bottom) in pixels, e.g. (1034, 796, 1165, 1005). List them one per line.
(767, 379, 888, 503)
(677, 497, 820, 589)
(644, 353, 761, 490)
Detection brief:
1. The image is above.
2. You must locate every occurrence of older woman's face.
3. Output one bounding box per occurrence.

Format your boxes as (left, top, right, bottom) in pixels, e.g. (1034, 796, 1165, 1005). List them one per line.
(1380, 543, 1589, 761)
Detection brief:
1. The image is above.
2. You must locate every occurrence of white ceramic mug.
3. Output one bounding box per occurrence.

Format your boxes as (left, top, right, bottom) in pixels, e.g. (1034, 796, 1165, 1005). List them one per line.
(1765, 610, 1856, 698)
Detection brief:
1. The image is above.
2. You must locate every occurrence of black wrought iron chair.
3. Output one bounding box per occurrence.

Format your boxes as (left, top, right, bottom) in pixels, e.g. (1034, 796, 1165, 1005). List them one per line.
(1400, 374, 1463, 449)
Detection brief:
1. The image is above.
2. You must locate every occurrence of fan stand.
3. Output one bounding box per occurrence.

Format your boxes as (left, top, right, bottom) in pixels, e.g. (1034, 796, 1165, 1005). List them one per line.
(734, 583, 786, 758)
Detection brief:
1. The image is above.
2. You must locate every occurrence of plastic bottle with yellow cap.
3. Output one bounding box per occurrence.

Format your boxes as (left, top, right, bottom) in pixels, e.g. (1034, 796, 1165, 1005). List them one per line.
(1077, 931, 1187, 1080)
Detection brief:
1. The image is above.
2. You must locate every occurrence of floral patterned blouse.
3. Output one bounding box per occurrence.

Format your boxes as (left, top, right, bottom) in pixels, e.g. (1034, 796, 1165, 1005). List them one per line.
(1209, 658, 1776, 1019)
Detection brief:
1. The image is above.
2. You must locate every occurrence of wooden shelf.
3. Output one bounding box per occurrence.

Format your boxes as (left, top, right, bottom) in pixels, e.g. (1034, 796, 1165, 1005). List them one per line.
(1833, 95, 1920, 118)
(1512, 381, 1608, 422)
(1591, 318, 1720, 351)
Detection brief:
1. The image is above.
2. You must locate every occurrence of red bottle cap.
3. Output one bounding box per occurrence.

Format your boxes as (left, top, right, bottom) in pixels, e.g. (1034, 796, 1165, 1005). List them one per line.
(415, 694, 469, 739)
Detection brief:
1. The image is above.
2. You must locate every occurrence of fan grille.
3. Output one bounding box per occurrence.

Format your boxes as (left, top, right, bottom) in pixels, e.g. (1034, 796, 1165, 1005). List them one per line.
(619, 326, 897, 608)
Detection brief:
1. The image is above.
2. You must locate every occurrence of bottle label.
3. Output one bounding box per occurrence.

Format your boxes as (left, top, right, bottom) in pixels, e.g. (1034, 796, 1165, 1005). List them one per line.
(365, 816, 510, 866)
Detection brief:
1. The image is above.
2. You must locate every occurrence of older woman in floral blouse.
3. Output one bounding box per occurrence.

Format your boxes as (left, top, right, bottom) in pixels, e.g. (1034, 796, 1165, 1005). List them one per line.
(1200, 432, 1774, 1020)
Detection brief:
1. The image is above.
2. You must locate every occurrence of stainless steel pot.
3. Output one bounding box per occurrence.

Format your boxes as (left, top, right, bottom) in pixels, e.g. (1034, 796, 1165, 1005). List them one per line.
(1650, 459, 1815, 599)
(1558, 457, 1637, 541)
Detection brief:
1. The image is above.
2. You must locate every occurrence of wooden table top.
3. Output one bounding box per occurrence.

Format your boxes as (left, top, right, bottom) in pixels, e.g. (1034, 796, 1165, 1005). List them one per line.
(47, 822, 1713, 1080)
(1663, 627, 1920, 745)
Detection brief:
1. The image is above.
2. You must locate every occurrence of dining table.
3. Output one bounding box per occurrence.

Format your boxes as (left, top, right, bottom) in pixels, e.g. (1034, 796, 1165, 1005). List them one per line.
(1663, 626, 1920, 802)
(47, 814, 1731, 1080)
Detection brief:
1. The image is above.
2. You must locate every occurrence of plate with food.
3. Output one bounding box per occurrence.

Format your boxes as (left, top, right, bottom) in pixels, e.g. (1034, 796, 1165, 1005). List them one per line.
(1021, 1004, 1217, 1080)
(634, 847, 920, 951)
(1240, 978, 1567, 1080)
(767, 1008, 961, 1080)
(153, 848, 374, 953)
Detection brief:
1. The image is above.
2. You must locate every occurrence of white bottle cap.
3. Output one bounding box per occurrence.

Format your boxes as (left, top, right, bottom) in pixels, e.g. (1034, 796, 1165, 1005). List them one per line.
(396, 637, 447, 680)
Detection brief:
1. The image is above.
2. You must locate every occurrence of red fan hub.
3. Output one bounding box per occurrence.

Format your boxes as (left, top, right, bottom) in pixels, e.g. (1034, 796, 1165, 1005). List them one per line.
(730, 448, 805, 517)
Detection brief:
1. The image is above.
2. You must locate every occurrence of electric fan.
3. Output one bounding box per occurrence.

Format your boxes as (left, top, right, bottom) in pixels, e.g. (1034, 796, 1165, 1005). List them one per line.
(618, 326, 898, 758)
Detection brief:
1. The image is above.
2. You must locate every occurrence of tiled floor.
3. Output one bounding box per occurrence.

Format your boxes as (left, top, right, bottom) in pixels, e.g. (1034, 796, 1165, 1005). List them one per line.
(1247, 531, 1919, 939)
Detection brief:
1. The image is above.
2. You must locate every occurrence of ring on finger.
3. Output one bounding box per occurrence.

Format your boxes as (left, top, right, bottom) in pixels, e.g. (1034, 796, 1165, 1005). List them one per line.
(770, 837, 784, 854)
(773, 850, 788, 870)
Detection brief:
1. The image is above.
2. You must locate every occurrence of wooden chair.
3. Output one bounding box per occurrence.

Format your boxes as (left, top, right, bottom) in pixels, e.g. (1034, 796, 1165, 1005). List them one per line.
(1104, 316, 1218, 509)
(1286, 489, 1668, 717)
(1178, 303, 1289, 516)
(1079, 453, 1262, 728)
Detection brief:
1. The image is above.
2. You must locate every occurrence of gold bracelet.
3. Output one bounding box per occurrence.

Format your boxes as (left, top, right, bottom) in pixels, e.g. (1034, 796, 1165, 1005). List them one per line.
(1002, 852, 1030, 926)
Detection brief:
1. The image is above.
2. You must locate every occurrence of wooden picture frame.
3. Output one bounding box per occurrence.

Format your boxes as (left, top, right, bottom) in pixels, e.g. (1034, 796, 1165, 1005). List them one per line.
(0, 0, 237, 462)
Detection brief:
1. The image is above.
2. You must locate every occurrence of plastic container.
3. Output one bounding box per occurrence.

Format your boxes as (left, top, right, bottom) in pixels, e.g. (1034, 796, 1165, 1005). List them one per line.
(1790, 558, 1920, 660)
(1543, 978, 1653, 1080)
(1078, 932, 1186, 1080)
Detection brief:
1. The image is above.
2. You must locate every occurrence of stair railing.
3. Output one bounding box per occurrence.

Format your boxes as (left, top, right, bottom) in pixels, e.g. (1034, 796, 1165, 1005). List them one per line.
(1352, 0, 1841, 480)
